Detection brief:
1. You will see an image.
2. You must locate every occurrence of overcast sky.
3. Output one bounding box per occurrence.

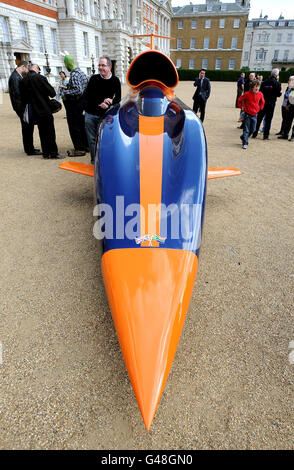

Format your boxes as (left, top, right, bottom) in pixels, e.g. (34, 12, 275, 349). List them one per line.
(171, 1, 294, 20)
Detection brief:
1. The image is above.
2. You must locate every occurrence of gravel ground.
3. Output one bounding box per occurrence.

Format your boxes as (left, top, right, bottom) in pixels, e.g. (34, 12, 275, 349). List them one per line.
(0, 81, 294, 449)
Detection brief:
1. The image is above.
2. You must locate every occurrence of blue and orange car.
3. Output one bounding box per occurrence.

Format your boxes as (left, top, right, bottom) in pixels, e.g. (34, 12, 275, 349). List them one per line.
(60, 49, 241, 429)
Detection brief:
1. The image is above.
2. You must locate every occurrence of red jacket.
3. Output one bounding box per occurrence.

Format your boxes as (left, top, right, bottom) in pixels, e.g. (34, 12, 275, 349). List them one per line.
(237, 90, 265, 116)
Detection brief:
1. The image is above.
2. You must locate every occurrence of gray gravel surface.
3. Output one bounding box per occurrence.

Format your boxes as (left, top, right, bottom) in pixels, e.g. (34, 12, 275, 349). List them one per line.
(0, 82, 294, 449)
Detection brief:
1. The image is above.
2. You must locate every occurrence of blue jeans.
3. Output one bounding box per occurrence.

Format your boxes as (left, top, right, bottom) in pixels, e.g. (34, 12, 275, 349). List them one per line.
(242, 113, 257, 145)
(84, 112, 103, 163)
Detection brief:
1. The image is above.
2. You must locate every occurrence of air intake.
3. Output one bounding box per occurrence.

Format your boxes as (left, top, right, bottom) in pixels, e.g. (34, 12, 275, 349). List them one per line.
(127, 50, 179, 89)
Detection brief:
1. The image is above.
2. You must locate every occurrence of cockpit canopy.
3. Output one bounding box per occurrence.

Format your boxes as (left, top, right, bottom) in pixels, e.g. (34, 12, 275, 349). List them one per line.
(127, 50, 179, 90)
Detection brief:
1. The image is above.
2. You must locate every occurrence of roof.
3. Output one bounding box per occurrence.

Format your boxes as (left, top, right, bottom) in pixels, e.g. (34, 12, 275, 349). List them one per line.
(173, 2, 249, 17)
(247, 18, 294, 28)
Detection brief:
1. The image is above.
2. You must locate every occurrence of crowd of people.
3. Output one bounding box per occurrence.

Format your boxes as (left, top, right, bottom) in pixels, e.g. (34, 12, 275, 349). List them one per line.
(8, 59, 294, 158)
(236, 68, 294, 149)
(8, 56, 121, 161)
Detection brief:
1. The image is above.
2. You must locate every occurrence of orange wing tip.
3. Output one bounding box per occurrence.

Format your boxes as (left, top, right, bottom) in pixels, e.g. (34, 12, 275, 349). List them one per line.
(208, 167, 241, 179)
(59, 161, 94, 177)
(102, 248, 199, 430)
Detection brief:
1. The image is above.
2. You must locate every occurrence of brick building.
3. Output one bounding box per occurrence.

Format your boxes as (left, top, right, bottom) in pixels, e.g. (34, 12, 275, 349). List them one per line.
(0, 0, 173, 91)
(171, 0, 250, 71)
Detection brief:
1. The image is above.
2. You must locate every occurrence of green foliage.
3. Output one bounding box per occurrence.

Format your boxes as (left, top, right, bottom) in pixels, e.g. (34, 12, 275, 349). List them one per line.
(178, 68, 291, 83)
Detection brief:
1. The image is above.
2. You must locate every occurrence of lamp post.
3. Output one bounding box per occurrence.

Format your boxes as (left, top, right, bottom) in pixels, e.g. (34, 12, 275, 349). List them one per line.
(44, 50, 51, 75)
(91, 54, 95, 74)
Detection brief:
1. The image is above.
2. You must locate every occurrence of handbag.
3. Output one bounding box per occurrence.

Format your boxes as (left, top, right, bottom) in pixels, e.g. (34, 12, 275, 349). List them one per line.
(23, 104, 29, 124)
(288, 89, 294, 105)
(23, 103, 36, 124)
(49, 98, 62, 113)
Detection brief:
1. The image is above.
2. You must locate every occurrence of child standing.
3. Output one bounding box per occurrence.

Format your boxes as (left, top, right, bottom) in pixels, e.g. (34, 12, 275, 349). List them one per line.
(237, 80, 265, 149)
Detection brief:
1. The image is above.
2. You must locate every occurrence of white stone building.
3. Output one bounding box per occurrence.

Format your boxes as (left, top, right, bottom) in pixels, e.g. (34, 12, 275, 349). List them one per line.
(0, 0, 173, 91)
(241, 14, 294, 71)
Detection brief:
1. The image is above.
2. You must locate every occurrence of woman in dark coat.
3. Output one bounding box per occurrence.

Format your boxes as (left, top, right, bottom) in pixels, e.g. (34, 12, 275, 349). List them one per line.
(21, 64, 63, 159)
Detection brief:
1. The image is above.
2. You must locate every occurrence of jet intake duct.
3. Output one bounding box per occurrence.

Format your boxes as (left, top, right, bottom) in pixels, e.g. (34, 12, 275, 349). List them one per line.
(127, 50, 179, 89)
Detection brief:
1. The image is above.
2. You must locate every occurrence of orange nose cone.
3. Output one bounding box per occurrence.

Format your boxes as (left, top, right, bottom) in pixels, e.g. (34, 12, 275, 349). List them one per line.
(101, 248, 198, 430)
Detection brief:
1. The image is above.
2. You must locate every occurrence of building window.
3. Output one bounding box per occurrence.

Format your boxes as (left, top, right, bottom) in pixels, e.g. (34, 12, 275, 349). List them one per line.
(246, 33, 251, 42)
(0, 16, 11, 43)
(126, 0, 132, 24)
(20, 21, 28, 42)
(36, 25, 45, 52)
(83, 31, 89, 56)
(189, 59, 194, 69)
(205, 19, 211, 29)
(229, 58, 235, 70)
(207, 5, 212, 11)
(221, 4, 227, 11)
(217, 37, 224, 49)
(287, 33, 293, 42)
(256, 48, 267, 61)
(176, 58, 182, 68)
(219, 19, 225, 28)
(75, 0, 85, 12)
(258, 32, 270, 42)
(95, 36, 99, 58)
(178, 20, 183, 29)
(204, 37, 209, 49)
(273, 50, 279, 60)
(56, 66, 62, 75)
(215, 58, 221, 70)
(243, 51, 249, 60)
(177, 38, 182, 49)
(192, 6, 198, 13)
(51, 28, 57, 54)
(202, 58, 208, 69)
(283, 50, 289, 61)
(278, 21, 285, 27)
(288, 21, 294, 27)
(277, 33, 282, 42)
(231, 37, 238, 49)
(87, 67, 91, 76)
(233, 18, 240, 28)
(191, 20, 197, 29)
(190, 38, 196, 49)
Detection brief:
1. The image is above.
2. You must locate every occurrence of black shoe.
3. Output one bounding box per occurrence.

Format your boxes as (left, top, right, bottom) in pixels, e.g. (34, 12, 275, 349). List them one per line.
(68, 150, 86, 157)
(43, 154, 64, 159)
(50, 154, 65, 159)
(275, 132, 282, 136)
(252, 132, 258, 138)
(289, 137, 294, 142)
(263, 136, 271, 140)
(27, 149, 42, 156)
(277, 135, 288, 140)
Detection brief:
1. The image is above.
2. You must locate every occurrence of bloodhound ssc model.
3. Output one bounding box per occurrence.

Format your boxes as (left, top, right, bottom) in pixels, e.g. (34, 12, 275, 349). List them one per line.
(59, 50, 241, 430)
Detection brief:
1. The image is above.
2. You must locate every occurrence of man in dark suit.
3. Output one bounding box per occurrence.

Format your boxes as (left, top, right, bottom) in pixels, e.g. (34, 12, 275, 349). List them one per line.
(192, 69, 211, 122)
(21, 64, 63, 159)
(252, 68, 282, 140)
(8, 61, 41, 156)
